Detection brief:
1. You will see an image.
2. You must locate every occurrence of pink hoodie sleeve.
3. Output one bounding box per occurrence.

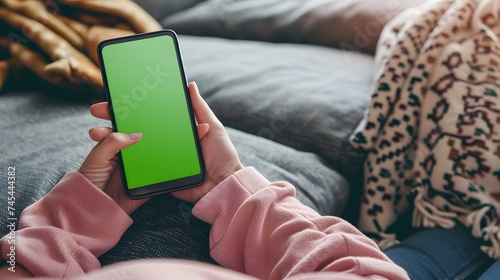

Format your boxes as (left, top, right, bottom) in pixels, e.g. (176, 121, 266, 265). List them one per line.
(192, 167, 409, 280)
(0, 167, 408, 280)
(0, 172, 132, 278)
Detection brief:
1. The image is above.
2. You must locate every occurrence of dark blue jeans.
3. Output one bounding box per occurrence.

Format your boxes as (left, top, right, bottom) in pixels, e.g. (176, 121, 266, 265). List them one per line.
(479, 259, 500, 280)
(384, 224, 497, 280)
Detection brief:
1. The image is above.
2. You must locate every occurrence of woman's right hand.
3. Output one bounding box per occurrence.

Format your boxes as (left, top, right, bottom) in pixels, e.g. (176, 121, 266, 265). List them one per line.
(90, 82, 244, 204)
(172, 82, 244, 203)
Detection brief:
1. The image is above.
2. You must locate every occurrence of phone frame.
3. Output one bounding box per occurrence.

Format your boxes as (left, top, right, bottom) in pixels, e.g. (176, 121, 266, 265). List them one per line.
(97, 29, 206, 199)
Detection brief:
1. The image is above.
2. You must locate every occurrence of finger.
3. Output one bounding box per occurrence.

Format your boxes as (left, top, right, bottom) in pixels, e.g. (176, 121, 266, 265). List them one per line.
(197, 123, 209, 141)
(90, 132, 142, 162)
(90, 102, 111, 121)
(189, 82, 222, 127)
(89, 126, 113, 142)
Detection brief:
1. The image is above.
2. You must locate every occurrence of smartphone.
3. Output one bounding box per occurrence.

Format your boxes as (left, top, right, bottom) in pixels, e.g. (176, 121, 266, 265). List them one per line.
(97, 29, 205, 199)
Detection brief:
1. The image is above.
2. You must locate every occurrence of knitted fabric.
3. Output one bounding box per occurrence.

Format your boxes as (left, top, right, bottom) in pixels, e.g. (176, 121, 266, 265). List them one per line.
(351, 0, 500, 258)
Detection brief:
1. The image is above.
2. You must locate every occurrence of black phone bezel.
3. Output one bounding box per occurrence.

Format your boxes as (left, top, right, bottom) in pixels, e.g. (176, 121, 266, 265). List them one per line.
(97, 29, 206, 199)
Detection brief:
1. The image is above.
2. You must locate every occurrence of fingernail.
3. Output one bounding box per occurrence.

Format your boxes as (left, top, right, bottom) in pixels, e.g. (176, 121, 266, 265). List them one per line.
(128, 132, 142, 140)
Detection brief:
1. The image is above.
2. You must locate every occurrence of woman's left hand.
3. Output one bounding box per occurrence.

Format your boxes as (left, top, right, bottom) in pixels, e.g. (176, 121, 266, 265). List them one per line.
(79, 102, 210, 215)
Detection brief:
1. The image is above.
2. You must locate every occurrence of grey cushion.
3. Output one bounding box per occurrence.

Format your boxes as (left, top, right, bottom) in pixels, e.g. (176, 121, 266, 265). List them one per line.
(163, 0, 427, 54)
(179, 35, 373, 192)
(132, 0, 205, 21)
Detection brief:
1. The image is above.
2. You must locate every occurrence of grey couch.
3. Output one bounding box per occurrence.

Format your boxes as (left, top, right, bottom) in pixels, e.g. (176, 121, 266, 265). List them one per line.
(0, 0, 398, 264)
(0, 0, 426, 269)
(0, 1, 373, 263)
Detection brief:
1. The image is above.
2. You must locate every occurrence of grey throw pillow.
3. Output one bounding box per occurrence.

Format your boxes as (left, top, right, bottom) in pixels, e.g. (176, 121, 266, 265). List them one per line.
(133, 0, 206, 21)
(162, 0, 427, 54)
(179, 35, 372, 192)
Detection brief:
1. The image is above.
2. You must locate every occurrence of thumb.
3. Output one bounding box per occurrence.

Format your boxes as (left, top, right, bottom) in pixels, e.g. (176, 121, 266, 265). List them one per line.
(90, 132, 142, 162)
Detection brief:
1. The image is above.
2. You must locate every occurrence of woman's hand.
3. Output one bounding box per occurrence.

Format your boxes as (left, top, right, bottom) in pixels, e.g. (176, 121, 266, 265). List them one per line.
(78, 131, 148, 215)
(82, 82, 243, 210)
(173, 82, 244, 203)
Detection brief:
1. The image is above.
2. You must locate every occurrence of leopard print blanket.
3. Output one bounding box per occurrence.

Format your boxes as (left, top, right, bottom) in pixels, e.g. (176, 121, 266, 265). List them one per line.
(351, 0, 500, 258)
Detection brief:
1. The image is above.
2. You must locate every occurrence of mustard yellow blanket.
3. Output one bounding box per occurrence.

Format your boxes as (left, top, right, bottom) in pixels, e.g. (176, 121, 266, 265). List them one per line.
(0, 0, 161, 93)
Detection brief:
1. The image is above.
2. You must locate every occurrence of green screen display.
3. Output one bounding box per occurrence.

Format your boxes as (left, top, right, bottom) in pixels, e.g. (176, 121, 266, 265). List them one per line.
(101, 34, 201, 190)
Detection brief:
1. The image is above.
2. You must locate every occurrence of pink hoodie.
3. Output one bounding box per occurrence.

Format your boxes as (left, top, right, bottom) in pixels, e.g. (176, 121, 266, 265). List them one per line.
(0, 167, 409, 279)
